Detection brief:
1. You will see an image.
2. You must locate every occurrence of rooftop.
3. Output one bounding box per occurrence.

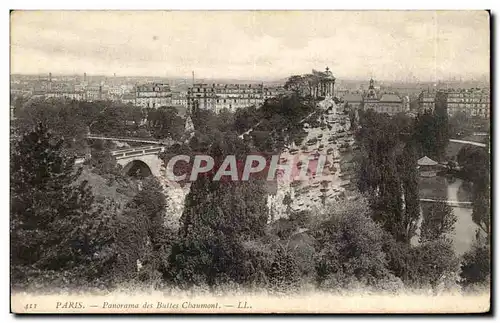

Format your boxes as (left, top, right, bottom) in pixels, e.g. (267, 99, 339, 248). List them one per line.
(342, 93, 363, 102)
(121, 93, 136, 100)
(379, 93, 402, 103)
(136, 83, 171, 92)
(417, 156, 438, 166)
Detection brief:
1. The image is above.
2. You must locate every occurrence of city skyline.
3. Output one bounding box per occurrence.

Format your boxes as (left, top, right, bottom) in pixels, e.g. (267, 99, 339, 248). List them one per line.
(11, 11, 490, 82)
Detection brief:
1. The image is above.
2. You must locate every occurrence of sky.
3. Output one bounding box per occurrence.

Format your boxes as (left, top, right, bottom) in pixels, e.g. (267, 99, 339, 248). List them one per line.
(10, 11, 490, 82)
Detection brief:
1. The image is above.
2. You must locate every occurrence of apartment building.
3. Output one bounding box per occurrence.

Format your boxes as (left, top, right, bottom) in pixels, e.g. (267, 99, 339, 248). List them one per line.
(135, 83, 172, 108)
(446, 88, 490, 118)
(187, 83, 284, 113)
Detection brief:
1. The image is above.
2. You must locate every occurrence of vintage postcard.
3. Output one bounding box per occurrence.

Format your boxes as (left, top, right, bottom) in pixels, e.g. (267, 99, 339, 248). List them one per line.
(10, 10, 490, 314)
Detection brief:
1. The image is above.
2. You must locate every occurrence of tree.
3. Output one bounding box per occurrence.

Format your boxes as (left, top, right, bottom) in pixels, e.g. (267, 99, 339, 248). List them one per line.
(114, 178, 172, 283)
(457, 145, 490, 237)
(312, 198, 395, 289)
(434, 91, 450, 159)
(15, 98, 89, 155)
(413, 98, 450, 161)
(10, 123, 115, 286)
(419, 202, 457, 243)
(356, 110, 420, 243)
(168, 155, 269, 288)
(86, 149, 122, 178)
(233, 106, 260, 134)
(284, 75, 307, 94)
(460, 237, 490, 288)
(396, 143, 421, 242)
(448, 111, 470, 137)
(166, 134, 268, 287)
(267, 245, 301, 292)
(384, 237, 459, 289)
(282, 193, 292, 215)
(147, 106, 185, 140)
(91, 102, 131, 136)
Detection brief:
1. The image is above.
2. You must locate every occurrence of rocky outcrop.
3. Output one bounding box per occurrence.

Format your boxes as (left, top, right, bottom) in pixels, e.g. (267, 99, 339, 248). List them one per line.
(267, 97, 358, 220)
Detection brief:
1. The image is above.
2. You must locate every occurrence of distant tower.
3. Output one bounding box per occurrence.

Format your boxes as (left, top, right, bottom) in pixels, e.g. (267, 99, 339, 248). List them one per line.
(84, 72, 87, 83)
(366, 78, 377, 100)
(192, 71, 195, 85)
(48, 72, 52, 91)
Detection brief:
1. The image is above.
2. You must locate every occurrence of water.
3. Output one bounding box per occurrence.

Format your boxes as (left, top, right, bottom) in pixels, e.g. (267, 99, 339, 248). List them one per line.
(447, 178, 477, 255)
(412, 177, 477, 256)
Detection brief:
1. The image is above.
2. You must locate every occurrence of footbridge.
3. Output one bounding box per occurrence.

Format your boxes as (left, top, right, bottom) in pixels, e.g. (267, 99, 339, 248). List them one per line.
(449, 139, 487, 148)
(86, 134, 178, 146)
(419, 198, 473, 209)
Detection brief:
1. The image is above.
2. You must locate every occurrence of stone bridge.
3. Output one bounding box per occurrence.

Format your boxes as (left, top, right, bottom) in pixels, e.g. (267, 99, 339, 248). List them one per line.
(84, 134, 184, 177)
(111, 145, 165, 177)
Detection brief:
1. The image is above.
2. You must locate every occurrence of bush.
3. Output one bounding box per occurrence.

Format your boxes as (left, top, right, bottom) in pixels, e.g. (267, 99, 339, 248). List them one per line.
(313, 200, 394, 290)
(460, 237, 490, 289)
(384, 236, 459, 289)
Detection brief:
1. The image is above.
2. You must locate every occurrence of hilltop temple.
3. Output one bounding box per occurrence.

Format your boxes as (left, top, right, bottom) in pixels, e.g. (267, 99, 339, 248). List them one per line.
(310, 67, 336, 98)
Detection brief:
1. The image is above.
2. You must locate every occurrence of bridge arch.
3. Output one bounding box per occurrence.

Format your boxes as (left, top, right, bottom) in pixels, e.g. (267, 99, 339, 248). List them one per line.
(122, 159, 153, 178)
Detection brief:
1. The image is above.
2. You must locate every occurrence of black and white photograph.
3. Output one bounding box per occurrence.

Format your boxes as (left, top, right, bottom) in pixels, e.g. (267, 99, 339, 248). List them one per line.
(9, 10, 491, 313)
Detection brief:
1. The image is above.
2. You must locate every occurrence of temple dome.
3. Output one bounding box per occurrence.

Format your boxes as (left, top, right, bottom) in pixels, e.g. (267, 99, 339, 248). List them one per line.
(324, 67, 335, 80)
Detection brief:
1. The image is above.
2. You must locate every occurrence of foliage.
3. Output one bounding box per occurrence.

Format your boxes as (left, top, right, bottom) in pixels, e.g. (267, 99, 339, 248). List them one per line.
(283, 73, 322, 101)
(114, 178, 172, 284)
(356, 110, 420, 243)
(407, 239, 459, 288)
(460, 237, 490, 288)
(146, 106, 185, 140)
(413, 97, 450, 161)
(384, 237, 459, 288)
(15, 98, 90, 155)
(168, 171, 269, 287)
(10, 123, 117, 286)
(86, 149, 123, 178)
(284, 75, 308, 94)
(457, 145, 490, 236)
(15, 98, 148, 156)
(312, 199, 395, 289)
(233, 106, 260, 134)
(11, 75, 486, 296)
(267, 245, 301, 292)
(419, 202, 457, 243)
